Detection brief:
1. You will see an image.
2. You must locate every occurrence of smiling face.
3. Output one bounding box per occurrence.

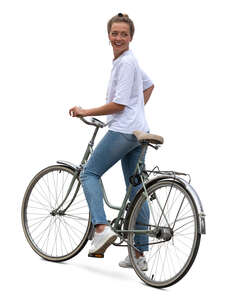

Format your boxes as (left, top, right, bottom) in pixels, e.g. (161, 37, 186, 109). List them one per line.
(108, 22, 132, 59)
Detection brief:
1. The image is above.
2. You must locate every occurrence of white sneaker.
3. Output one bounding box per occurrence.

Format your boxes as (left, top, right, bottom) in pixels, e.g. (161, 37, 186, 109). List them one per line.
(119, 255, 132, 268)
(119, 255, 148, 271)
(89, 226, 117, 255)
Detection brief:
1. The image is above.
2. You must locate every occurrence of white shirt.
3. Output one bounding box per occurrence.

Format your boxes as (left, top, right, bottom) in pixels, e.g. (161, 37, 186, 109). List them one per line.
(106, 49, 153, 134)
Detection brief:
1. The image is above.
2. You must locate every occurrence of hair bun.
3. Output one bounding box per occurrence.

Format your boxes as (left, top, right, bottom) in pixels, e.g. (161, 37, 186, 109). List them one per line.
(118, 13, 129, 18)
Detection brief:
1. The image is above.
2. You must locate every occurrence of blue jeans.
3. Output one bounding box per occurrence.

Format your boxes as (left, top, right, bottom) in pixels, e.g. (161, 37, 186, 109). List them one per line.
(80, 130, 149, 252)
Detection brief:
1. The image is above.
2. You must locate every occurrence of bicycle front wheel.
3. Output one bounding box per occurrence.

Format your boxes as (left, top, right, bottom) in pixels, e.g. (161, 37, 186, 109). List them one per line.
(127, 180, 201, 288)
(21, 165, 92, 262)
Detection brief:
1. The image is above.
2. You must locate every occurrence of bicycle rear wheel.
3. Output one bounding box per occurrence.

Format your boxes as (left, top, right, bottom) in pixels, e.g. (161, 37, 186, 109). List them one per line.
(127, 180, 201, 288)
(21, 165, 92, 262)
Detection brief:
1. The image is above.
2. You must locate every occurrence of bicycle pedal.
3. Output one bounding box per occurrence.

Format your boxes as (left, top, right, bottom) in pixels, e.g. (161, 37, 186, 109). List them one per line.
(88, 253, 104, 258)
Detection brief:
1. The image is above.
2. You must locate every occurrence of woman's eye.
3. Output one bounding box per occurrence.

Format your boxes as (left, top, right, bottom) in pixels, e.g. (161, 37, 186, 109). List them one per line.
(111, 32, 128, 37)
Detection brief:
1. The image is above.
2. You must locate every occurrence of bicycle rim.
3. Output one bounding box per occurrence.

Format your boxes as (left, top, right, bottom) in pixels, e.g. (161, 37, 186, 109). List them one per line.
(21, 165, 91, 262)
(128, 180, 201, 288)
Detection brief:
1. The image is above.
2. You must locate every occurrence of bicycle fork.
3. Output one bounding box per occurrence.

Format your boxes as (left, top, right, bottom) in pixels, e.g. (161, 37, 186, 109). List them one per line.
(50, 170, 81, 216)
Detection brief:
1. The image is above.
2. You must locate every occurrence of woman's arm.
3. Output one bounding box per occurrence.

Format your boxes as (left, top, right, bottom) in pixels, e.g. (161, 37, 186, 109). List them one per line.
(69, 102, 125, 117)
(144, 84, 154, 105)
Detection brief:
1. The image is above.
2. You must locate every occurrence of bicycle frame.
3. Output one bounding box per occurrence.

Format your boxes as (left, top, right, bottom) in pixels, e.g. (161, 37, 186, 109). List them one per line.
(56, 119, 206, 237)
(55, 122, 152, 235)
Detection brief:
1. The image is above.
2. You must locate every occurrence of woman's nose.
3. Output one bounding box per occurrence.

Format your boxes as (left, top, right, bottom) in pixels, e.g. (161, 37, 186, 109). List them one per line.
(115, 34, 122, 41)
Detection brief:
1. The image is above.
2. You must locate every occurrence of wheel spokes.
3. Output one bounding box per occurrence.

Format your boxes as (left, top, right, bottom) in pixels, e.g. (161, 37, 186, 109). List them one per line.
(129, 182, 199, 286)
(24, 168, 90, 259)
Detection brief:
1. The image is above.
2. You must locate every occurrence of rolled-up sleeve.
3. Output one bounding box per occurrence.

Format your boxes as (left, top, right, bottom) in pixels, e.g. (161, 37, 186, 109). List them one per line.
(141, 69, 153, 91)
(112, 62, 135, 106)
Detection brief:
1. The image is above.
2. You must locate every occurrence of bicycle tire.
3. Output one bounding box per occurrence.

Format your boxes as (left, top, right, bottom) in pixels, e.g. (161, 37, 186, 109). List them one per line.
(21, 165, 92, 262)
(127, 179, 201, 288)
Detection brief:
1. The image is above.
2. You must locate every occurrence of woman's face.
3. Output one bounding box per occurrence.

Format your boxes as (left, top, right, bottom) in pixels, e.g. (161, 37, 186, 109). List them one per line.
(109, 22, 132, 58)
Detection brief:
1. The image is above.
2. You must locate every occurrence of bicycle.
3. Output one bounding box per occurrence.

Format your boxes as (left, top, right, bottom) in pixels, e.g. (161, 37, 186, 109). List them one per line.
(21, 117, 206, 288)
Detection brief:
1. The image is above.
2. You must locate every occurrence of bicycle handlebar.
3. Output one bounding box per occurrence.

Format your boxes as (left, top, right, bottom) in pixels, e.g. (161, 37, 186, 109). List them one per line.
(79, 116, 111, 128)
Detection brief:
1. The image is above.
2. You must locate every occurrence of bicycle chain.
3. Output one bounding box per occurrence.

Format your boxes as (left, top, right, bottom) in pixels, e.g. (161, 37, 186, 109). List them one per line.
(113, 231, 168, 250)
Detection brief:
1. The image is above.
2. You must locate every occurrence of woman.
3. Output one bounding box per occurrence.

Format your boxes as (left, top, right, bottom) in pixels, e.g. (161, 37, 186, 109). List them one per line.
(69, 13, 154, 270)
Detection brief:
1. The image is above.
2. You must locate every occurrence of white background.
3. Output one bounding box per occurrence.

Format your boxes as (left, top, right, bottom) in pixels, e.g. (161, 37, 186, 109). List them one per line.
(1, 0, 228, 298)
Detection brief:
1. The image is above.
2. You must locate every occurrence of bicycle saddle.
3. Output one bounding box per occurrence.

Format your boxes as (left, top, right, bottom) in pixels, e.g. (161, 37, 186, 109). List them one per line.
(133, 131, 164, 144)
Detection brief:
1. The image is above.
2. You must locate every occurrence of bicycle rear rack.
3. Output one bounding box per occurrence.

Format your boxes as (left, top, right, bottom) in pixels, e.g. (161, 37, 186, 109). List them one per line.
(147, 166, 191, 183)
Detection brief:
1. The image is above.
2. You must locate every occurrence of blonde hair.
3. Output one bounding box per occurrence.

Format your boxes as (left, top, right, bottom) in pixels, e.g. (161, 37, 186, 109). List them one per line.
(107, 13, 135, 39)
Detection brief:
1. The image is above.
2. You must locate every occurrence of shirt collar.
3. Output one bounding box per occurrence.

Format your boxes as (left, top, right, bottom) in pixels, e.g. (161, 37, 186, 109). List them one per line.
(112, 49, 132, 65)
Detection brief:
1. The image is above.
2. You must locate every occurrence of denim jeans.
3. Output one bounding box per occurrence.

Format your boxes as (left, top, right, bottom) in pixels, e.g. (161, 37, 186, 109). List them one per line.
(80, 130, 149, 252)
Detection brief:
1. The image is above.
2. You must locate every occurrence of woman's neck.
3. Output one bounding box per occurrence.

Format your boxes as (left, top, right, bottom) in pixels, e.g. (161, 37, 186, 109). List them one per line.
(113, 48, 129, 60)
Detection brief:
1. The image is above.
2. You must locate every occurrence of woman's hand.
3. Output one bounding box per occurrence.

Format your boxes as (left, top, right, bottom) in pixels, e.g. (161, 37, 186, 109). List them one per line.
(69, 106, 86, 117)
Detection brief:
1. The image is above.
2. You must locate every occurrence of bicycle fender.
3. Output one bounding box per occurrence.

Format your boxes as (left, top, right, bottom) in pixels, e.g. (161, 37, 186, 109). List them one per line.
(57, 160, 81, 172)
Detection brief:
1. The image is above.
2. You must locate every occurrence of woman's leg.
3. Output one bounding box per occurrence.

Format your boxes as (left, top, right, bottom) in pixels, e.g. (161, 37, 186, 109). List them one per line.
(121, 144, 150, 254)
(80, 130, 139, 228)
